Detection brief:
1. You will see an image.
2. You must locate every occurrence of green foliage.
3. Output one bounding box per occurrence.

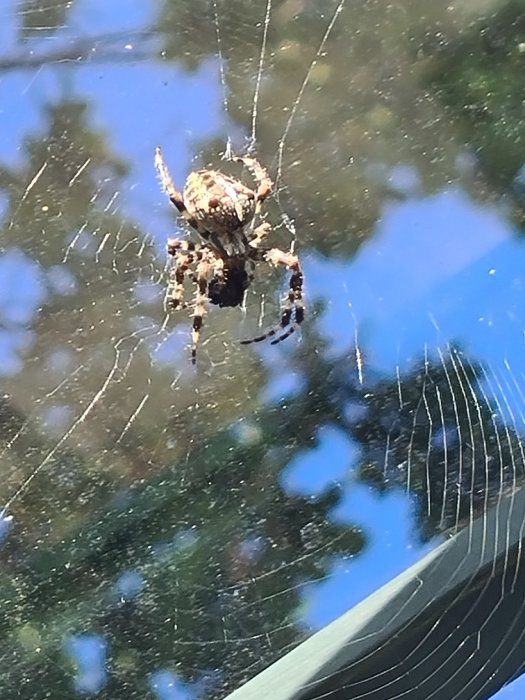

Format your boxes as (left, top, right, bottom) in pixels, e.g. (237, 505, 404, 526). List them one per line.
(431, 0, 525, 190)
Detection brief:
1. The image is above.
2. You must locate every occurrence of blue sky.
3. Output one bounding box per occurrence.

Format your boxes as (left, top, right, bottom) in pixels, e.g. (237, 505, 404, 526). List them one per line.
(1, 0, 523, 697)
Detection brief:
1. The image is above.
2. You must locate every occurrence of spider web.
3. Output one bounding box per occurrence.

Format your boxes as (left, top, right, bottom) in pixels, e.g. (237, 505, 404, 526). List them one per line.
(0, 0, 524, 699)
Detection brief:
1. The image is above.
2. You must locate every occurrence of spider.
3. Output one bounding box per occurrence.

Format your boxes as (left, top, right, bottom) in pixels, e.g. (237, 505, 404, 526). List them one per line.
(155, 146, 304, 364)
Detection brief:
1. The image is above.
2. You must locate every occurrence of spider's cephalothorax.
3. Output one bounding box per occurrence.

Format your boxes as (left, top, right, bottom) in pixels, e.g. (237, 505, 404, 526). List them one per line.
(155, 146, 305, 364)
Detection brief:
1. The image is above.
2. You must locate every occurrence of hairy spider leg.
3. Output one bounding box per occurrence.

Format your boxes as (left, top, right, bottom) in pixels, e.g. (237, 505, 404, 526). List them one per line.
(234, 155, 272, 214)
(269, 262, 304, 345)
(240, 248, 304, 346)
(155, 146, 192, 221)
(190, 250, 225, 364)
(166, 240, 199, 310)
(248, 222, 272, 249)
(167, 239, 231, 362)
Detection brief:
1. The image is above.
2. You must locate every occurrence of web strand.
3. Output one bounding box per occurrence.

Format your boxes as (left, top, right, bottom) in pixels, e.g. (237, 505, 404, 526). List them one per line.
(1, 324, 159, 513)
(267, 0, 347, 251)
(273, 0, 347, 192)
(211, 0, 232, 156)
(247, 0, 273, 153)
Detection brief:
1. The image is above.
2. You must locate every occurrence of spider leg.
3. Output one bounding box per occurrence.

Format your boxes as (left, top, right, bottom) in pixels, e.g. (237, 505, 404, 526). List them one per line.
(248, 222, 272, 249)
(190, 251, 217, 364)
(165, 240, 219, 363)
(155, 146, 190, 218)
(166, 241, 197, 310)
(240, 248, 304, 346)
(211, 254, 225, 285)
(167, 238, 200, 257)
(234, 155, 272, 213)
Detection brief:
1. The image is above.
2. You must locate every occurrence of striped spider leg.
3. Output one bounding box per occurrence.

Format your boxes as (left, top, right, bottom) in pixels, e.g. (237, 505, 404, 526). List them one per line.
(166, 239, 224, 363)
(241, 246, 305, 346)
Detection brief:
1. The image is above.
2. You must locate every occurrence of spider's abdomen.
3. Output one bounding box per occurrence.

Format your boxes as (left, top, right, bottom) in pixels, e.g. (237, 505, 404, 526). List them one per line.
(208, 264, 249, 308)
(183, 170, 256, 255)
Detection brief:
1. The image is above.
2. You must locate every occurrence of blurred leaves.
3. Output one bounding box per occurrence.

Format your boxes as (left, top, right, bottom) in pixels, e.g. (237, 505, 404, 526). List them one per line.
(431, 0, 525, 194)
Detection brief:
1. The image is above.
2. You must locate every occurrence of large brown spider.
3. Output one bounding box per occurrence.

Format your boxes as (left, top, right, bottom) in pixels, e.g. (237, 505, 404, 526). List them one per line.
(155, 146, 304, 364)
